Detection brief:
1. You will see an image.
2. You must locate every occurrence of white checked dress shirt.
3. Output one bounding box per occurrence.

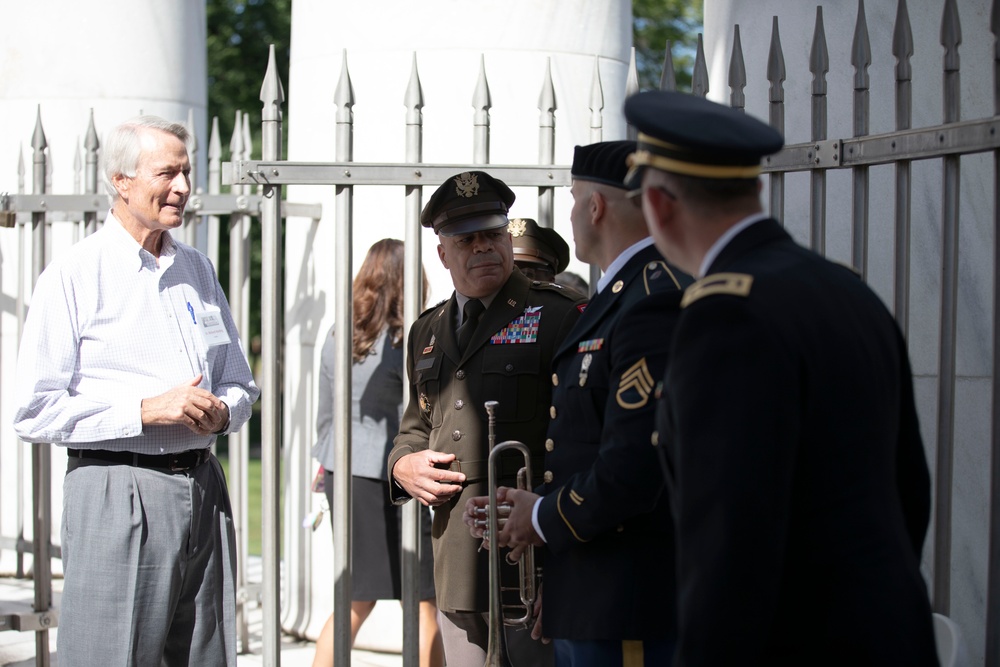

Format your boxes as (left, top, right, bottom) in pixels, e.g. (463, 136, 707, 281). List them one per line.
(13, 212, 260, 454)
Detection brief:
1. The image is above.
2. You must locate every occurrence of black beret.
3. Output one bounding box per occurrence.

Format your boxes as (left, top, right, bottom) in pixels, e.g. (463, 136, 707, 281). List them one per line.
(420, 171, 515, 236)
(509, 218, 571, 274)
(571, 140, 636, 189)
(623, 91, 784, 189)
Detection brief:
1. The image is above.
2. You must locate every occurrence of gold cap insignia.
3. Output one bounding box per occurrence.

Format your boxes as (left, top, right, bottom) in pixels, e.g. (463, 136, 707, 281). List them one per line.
(453, 172, 480, 198)
(509, 218, 528, 237)
(616, 357, 654, 409)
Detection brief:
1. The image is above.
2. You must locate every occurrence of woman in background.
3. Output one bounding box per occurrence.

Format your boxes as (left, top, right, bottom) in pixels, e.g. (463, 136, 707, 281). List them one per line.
(312, 238, 443, 667)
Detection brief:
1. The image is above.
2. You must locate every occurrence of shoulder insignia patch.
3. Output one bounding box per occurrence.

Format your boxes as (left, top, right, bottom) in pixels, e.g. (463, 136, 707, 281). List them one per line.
(420, 299, 448, 319)
(643, 260, 683, 294)
(616, 357, 655, 409)
(681, 273, 753, 308)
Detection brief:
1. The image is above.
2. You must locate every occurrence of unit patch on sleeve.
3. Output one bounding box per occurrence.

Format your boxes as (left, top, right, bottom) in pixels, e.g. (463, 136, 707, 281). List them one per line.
(491, 306, 542, 344)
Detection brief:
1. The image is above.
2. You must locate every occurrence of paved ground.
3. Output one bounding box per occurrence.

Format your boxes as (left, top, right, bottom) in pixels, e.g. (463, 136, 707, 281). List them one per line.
(0, 555, 402, 667)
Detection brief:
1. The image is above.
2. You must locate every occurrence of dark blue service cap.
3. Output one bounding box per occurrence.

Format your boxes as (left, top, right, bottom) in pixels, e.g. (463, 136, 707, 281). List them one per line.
(420, 171, 515, 237)
(571, 140, 637, 189)
(623, 91, 784, 189)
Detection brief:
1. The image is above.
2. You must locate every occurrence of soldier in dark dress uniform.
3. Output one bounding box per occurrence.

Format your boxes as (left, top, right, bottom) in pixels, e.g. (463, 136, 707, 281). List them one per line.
(626, 90, 939, 666)
(388, 170, 585, 666)
(464, 140, 692, 667)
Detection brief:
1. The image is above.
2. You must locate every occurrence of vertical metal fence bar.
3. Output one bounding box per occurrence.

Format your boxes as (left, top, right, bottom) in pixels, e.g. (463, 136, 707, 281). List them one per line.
(538, 58, 556, 229)
(589, 56, 604, 294)
(851, 0, 872, 278)
(401, 51, 424, 667)
(184, 109, 199, 249)
(223, 112, 252, 653)
(692, 36, 708, 99)
(259, 45, 285, 667)
(893, 0, 914, 336)
(935, 0, 963, 617)
(660, 40, 677, 93)
(590, 56, 604, 140)
(30, 105, 53, 667)
(810, 8, 829, 254)
(473, 55, 492, 165)
(729, 26, 746, 111)
(627, 48, 640, 142)
(84, 111, 99, 237)
(988, 0, 1000, 659)
(16, 145, 26, 580)
(332, 49, 356, 667)
(767, 17, 786, 223)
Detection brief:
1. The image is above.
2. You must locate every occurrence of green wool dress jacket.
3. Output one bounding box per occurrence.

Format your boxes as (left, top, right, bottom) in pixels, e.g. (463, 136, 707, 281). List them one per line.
(389, 268, 585, 613)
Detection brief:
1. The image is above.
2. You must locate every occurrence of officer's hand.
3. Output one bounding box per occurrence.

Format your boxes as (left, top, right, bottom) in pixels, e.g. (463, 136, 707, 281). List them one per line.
(392, 451, 466, 507)
(497, 486, 543, 551)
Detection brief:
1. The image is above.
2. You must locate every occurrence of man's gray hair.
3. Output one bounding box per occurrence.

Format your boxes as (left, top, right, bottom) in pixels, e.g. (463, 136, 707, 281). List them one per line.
(102, 116, 190, 203)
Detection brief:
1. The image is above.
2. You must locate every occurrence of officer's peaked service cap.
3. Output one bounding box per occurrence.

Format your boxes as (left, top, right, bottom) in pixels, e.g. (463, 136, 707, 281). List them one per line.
(421, 171, 515, 237)
(623, 91, 784, 190)
(510, 218, 571, 274)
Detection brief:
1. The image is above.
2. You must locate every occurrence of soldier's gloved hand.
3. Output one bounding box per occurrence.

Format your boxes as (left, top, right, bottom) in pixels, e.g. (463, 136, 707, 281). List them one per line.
(392, 450, 466, 507)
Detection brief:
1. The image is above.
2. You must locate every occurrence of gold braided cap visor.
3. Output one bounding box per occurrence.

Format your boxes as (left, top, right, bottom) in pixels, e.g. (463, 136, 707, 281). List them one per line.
(625, 132, 764, 182)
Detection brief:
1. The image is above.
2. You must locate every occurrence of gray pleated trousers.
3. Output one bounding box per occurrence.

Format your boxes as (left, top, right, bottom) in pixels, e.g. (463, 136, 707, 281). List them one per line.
(58, 454, 237, 667)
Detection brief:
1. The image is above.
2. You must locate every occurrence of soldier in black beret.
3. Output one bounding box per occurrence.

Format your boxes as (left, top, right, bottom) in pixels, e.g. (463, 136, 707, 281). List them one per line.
(628, 91, 937, 665)
(509, 217, 570, 283)
(464, 141, 692, 666)
(389, 170, 584, 666)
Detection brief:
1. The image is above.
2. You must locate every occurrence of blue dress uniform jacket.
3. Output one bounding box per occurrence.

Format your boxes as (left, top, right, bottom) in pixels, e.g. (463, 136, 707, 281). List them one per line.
(658, 219, 937, 666)
(389, 268, 585, 613)
(536, 244, 690, 641)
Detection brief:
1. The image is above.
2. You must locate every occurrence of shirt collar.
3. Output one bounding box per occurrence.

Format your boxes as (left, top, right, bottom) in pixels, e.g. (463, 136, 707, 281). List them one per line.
(596, 236, 655, 294)
(698, 212, 769, 278)
(104, 210, 177, 273)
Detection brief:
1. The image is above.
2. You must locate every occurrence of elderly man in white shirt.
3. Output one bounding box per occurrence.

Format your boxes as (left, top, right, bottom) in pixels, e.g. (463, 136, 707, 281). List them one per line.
(13, 115, 259, 667)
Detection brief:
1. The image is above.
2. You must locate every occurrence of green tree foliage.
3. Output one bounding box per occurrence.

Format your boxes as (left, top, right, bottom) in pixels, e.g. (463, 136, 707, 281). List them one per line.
(633, 0, 704, 92)
(207, 0, 291, 159)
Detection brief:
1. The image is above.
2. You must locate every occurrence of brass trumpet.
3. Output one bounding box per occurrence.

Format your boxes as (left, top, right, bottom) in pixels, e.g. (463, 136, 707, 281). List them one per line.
(477, 400, 540, 667)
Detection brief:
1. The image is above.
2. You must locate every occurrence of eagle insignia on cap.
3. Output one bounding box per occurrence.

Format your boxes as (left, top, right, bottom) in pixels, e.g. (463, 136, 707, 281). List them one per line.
(508, 218, 527, 237)
(454, 172, 480, 198)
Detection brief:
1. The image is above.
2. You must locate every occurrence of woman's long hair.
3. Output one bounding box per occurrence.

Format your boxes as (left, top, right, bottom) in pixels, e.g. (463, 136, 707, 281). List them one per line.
(351, 238, 428, 361)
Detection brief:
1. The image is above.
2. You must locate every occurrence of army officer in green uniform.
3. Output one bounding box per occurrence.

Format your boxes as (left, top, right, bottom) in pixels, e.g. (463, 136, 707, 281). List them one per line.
(389, 170, 585, 666)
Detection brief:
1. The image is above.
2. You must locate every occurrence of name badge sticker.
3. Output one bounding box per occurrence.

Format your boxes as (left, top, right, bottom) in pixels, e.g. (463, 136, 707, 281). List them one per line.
(196, 309, 231, 347)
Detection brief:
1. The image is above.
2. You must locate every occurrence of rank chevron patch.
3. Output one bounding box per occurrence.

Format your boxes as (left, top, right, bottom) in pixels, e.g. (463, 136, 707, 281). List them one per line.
(616, 358, 655, 409)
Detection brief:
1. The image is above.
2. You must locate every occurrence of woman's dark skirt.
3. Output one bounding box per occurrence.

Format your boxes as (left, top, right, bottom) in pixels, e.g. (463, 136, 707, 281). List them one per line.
(324, 471, 436, 601)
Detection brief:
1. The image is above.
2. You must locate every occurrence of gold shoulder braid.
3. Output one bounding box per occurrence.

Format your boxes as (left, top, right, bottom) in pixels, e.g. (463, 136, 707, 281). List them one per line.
(681, 272, 753, 308)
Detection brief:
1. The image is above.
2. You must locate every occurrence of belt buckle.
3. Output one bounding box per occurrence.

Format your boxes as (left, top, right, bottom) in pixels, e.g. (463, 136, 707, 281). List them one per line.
(168, 451, 195, 472)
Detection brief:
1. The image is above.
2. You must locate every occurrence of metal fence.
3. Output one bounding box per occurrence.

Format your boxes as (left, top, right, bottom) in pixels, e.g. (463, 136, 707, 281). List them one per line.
(5, 0, 1000, 665)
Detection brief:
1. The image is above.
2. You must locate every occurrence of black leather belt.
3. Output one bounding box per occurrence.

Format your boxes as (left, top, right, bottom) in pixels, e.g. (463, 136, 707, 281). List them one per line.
(445, 455, 545, 483)
(67, 448, 211, 472)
